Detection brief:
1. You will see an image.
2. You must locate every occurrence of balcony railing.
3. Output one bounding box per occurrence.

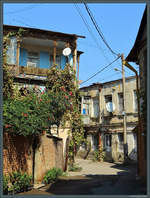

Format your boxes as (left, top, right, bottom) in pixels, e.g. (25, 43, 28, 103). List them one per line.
(7, 64, 49, 77)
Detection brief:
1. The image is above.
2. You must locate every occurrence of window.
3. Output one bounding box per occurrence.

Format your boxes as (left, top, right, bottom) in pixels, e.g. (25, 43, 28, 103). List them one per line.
(6, 37, 17, 64)
(92, 135, 98, 150)
(133, 90, 137, 112)
(50, 55, 61, 68)
(92, 98, 99, 117)
(105, 95, 112, 103)
(118, 93, 123, 113)
(104, 134, 112, 151)
(133, 133, 137, 152)
(27, 52, 39, 67)
(118, 133, 123, 152)
(56, 55, 61, 66)
(104, 95, 112, 114)
(82, 96, 90, 115)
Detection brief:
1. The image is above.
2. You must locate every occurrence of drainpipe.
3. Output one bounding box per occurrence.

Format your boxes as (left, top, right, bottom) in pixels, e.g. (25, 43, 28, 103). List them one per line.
(99, 131, 101, 148)
(124, 60, 141, 176)
(77, 54, 80, 84)
(121, 54, 128, 162)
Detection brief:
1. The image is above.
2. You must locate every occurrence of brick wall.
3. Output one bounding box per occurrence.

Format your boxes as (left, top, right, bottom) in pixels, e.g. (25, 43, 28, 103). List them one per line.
(3, 132, 64, 183)
(3, 133, 33, 176)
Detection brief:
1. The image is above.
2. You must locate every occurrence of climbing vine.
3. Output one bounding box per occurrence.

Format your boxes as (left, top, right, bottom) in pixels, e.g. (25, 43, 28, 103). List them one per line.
(3, 28, 27, 99)
(3, 29, 85, 166)
(46, 64, 85, 165)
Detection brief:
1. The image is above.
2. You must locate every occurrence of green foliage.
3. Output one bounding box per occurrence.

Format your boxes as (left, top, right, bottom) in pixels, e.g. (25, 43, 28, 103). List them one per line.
(3, 90, 71, 136)
(93, 145, 105, 162)
(9, 172, 32, 193)
(46, 64, 85, 165)
(43, 168, 63, 184)
(3, 175, 9, 195)
(3, 29, 27, 99)
(3, 28, 85, 165)
(68, 163, 82, 172)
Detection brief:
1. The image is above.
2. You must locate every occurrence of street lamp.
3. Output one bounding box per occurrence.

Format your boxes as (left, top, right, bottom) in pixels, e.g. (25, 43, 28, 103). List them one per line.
(114, 56, 128, 162)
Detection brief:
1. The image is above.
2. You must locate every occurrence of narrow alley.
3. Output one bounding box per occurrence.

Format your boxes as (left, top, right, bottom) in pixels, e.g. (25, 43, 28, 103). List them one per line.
(19, 158, 146, 195)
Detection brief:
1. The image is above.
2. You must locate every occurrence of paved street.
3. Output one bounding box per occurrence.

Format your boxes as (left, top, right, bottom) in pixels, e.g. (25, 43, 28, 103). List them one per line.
(19, 158, 146, 195)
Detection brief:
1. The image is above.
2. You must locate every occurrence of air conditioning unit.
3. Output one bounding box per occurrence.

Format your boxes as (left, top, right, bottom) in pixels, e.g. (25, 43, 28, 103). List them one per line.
(27, 62, 37, 68)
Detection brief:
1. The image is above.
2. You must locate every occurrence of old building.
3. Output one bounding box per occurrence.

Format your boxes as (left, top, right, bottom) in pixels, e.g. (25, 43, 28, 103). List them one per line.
(79, 76, 138, 162)
(4, 25, 84, 90)
(3, 24, 85, 182)
(126, 7, 147, 182)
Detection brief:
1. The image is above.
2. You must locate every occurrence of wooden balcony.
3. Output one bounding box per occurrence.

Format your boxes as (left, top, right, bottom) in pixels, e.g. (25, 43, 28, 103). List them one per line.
(7, 64, 49, 77)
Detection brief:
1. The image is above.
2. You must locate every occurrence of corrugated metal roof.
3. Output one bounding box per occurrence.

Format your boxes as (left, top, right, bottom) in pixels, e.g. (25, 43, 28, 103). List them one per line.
(80, 76, 136, 90)
(3, 24, 86, 39)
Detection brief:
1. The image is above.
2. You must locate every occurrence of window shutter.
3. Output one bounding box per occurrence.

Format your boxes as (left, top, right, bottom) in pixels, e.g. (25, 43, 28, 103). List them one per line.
(19, 48, 27, 66)
(39, 51, 50, 68)
(6, 37, 17, 64)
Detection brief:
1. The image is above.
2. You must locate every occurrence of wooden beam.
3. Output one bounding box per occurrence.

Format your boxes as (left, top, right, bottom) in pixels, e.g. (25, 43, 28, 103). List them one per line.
(16, 39, 21, 75)
(73, 39, 77, 72)
(77, 54, 80, 83)
(53, 40, 57, 65)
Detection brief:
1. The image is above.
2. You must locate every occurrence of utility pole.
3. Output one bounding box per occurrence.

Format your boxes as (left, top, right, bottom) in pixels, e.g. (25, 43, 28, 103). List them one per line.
(121, 54, 128, 162)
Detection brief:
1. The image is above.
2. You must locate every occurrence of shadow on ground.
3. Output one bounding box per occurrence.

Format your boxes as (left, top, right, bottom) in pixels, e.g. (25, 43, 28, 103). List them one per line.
(45, 173, 145, 195)
(19, 162, 146, 195)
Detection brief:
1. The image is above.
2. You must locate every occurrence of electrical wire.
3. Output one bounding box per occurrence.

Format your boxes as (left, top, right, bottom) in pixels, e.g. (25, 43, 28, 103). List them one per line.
(84, 3, 119, 57)
(75, 4, 131, 76)
(5, 5, 38, 15)
(11, 15, 38, 29)
(99, 72, 121, 82)
(12, 18, 33, 28)
(74, 4, 111, 63)
(83, 3, 132, 75)
(80, 55, 121, 85)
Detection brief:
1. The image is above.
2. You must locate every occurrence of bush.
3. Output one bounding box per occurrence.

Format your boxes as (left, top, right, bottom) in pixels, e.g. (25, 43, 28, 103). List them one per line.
(3, 175, 9, 195)
(9, 172, 32, 193)
(93, 146, 105, 162)
(3, 90, 71, 136)
(68, 164, 82, 172)
(43, 168, 63, 184)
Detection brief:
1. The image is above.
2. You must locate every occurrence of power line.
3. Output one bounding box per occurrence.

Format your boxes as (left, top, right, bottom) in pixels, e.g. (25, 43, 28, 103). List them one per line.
(75, 4, 131, 76)
(5, 5, 37, 15)
(74, 4, 110, 63)
(84, 3, 119, 57)
(12, 18, 33, 28)
(11, 15, 38, 29)
(80, 55, 121, 85)
(99, 72, 121, 82)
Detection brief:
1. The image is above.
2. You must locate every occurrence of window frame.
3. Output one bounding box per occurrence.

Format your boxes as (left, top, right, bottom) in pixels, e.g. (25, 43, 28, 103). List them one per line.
(27, 51, 40, 68)
(104, 133, 112, 151)
(118, 92, 123, 114)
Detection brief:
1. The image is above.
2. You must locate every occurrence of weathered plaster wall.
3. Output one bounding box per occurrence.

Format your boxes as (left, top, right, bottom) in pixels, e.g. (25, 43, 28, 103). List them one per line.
(34, 133, 63, 183)
(100, 77, 137, 124)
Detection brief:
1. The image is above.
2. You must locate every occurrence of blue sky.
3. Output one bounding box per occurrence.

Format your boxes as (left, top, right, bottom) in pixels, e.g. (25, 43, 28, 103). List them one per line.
(3, 3, 146, 87)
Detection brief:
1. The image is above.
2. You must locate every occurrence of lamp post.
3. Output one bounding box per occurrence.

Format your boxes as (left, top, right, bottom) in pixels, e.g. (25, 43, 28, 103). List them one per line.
(114, 54, 128, 162)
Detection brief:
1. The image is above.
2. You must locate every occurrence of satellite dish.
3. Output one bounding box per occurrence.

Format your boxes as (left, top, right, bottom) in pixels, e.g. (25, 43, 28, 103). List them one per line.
(106, 102, 115, 112)
(62, 47, 71, 56)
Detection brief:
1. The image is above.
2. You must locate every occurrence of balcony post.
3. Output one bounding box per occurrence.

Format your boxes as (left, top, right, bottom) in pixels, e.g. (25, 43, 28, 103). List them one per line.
(16, 39, 21, 75)
(53, 40, 57, 65)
